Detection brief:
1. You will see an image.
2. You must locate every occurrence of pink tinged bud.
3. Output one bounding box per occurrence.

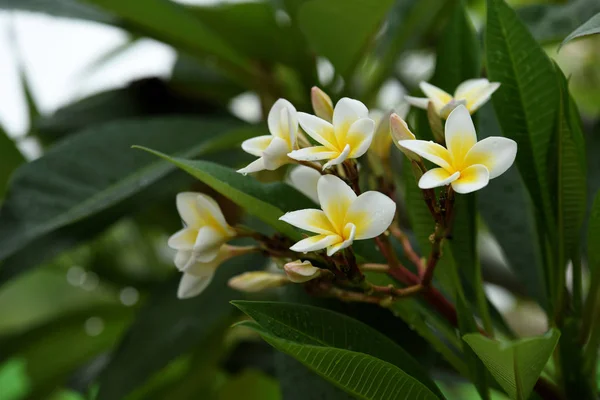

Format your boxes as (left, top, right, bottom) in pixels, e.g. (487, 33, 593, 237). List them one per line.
(228, 271, 289, 293)
(390, 114, 420, 161)
(311, 86, 334, 122)
(284, 260, 322, 283)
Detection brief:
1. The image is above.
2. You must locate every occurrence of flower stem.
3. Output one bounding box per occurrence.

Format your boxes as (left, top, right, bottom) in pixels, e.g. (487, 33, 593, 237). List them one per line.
(360, 263, 390, 272)
(389, 222, 424, 273)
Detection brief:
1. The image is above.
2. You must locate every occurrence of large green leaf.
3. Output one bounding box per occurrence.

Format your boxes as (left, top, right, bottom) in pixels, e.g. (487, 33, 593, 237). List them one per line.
(0, 127, 24, 199)
(232, 301, 444, 398)
(97, 254, 266, 399)
(297, 0, 395, 79)
(485, 0, 560, 236)
(0, 117, 256, 284)
(588, 192, 600, 292)
(0, 0, 116, 24)
(463, 329, 560, 400)
(561, 12, 600, 48)
(137, 149, 315, 240)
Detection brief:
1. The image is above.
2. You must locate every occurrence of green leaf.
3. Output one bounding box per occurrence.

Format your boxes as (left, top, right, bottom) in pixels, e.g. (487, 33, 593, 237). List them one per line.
(0, 0, 116, 24)
(485, 0, 560, 236)
(561, 12, 600, 48)
(297, 0, 395, 79)
(0, 126, 24, 199)
(217, 369, 281, 400)
(137, 149, 314, 240)
(0, 358, 30, 400)
(0, 117, 255, 284)
(231, 301, 444, 398)
(463, 329, 561, 400)
(589, 192, 600, 285)
(97, 254, 266, 400)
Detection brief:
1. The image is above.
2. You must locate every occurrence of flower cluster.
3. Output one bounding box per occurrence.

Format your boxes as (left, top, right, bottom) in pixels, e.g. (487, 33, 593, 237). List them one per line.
(166, 79, 517, 299)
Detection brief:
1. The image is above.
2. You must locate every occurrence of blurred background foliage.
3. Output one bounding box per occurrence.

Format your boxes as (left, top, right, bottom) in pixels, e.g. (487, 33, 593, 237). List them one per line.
(0, 0, 599, 399)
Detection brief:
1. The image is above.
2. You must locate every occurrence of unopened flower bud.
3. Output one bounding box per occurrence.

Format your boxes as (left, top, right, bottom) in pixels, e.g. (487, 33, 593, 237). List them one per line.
(427, 101, 445, 144)
(311, 86, 334, 122)
(284, 260, 321, 283)
(390, 114, 420, 161)
(228, 271, 289, 293)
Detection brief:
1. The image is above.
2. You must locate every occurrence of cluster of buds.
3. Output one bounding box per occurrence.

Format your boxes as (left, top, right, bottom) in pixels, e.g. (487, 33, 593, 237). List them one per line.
(166, 79, 517, 303)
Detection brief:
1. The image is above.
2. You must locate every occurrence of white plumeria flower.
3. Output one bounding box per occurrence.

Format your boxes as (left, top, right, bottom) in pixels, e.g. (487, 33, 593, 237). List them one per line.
(176, 245, 234, 299)
(288, 98, 375, 170)
(406, 79, 500, 118)
(399, 105, 517, 194)
(168, 192, 236, 291)
(279, 175, 396, 256)
(287, 165, 320, 203)
(228, 271, 289, 292)
(238, 99, 298, 174)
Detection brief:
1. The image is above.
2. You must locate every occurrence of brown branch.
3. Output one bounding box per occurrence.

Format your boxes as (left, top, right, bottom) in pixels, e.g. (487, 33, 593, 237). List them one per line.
(389, 223, 424, 273)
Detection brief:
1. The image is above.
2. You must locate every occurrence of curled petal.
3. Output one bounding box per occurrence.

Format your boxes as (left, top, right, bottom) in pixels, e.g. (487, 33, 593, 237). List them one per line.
(268, 98, 297, 145)
(168, 228, 197, 251)
(322, 144, 351, 170)
(284, 260, 321, 283)
(451, 164, 490, 194)
(279, 209, 336, 235)
(326, 223, 356, 256)
(194, 225, 227, 262)
(237, 158, 266, 175)
(290, 234, 342, 253)
(177, 272, 213, 299)
(445, 105, 477, 165)
(176, 192, 203, 228)
(405, 95, 430, 110)
(345, 191, 396, 239)
(455, 79, 500, 113)
(420, 82, 452, 114)
(345, 118, 375, 158)
(297, 112, 337, 149)
(288, 166, 320, 203)
(196, 194, 234, 236)
(288, 146, 338, 162)
(262, 136, 291, 170)
(398, 140, 453, 171)
(333, 97, 369, 129)
(174, 250, 193, 270)
(317, 175, 357, 230)
(241, 135, 272, 157)
(419, 168, 460, 189)
(464, 136, 517, 179)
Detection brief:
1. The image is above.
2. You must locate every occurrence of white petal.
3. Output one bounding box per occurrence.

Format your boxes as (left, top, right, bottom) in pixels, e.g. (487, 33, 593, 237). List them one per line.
(345, 118, 375, 158)
(284, 260, 321, 283)
(176, 192, 203, 228)
(177, 272, 213, 299)
(185, 258, 220, 276)
(454, 79, 500, 113)
(317, 175, 357, 230)
(279, 209, 336, 235)
(322, 144, 351, 170)
(288, 146, 338, 162)
(405, 95, 430, 110)
(268, 98, 298, 145)
(333, 97, 369, 130)
(445, 105, 477, 165)
(262, 136, 291, 170)
(464, 137, 517, 179)
(418, 168, 460, 189)
(398, 140, 453, 171)
(168, 228, 197, 251)
(241, 135, 272, 157)
(297, 112, 337, 149)
(326, 223, 356, 256)
(237, 158, 266, 175)
(288, 165, 320, 203)
(451, 164, 490, 194)
(174, 250, 193, 270)
(345, 192, 396, 239)
(194, 225, 227, 262)
(290, 234, 342, 253)
(420, 82, 452, 114)
(196, 194, 233, 235)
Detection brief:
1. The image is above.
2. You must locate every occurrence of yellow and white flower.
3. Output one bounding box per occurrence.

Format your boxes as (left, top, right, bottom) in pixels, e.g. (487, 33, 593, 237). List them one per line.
(279, 175, 396, 256)
(284, 260, 322, 283)
(176, 245, 235, 299)
(288, 98, 375, 170)
(238, 99, 298, 174)
(228, 271, 289, 292)
(168, 192, 236, 298)
(399, 105, 517, 194)
(406, 79, 500, 118)
(287, 165, 320, 203)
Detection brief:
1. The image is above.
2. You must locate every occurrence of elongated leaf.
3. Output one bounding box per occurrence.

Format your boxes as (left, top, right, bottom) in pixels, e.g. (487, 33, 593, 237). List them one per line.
(561, 12, 600, 48)
(137, 149, 314, 240)
(232, 301, 444, 398)
(485, 0, 560, 234)
(240, 319, 440, 400)
(298, 0, 395, 78)
(0, 117, 256, 284)
(589, 192, 600, 281)
(463, 329, 560, 400)
(97, 254, 266, 400)
(0, 127, 24, 198)
(0, 0, 116, 24)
